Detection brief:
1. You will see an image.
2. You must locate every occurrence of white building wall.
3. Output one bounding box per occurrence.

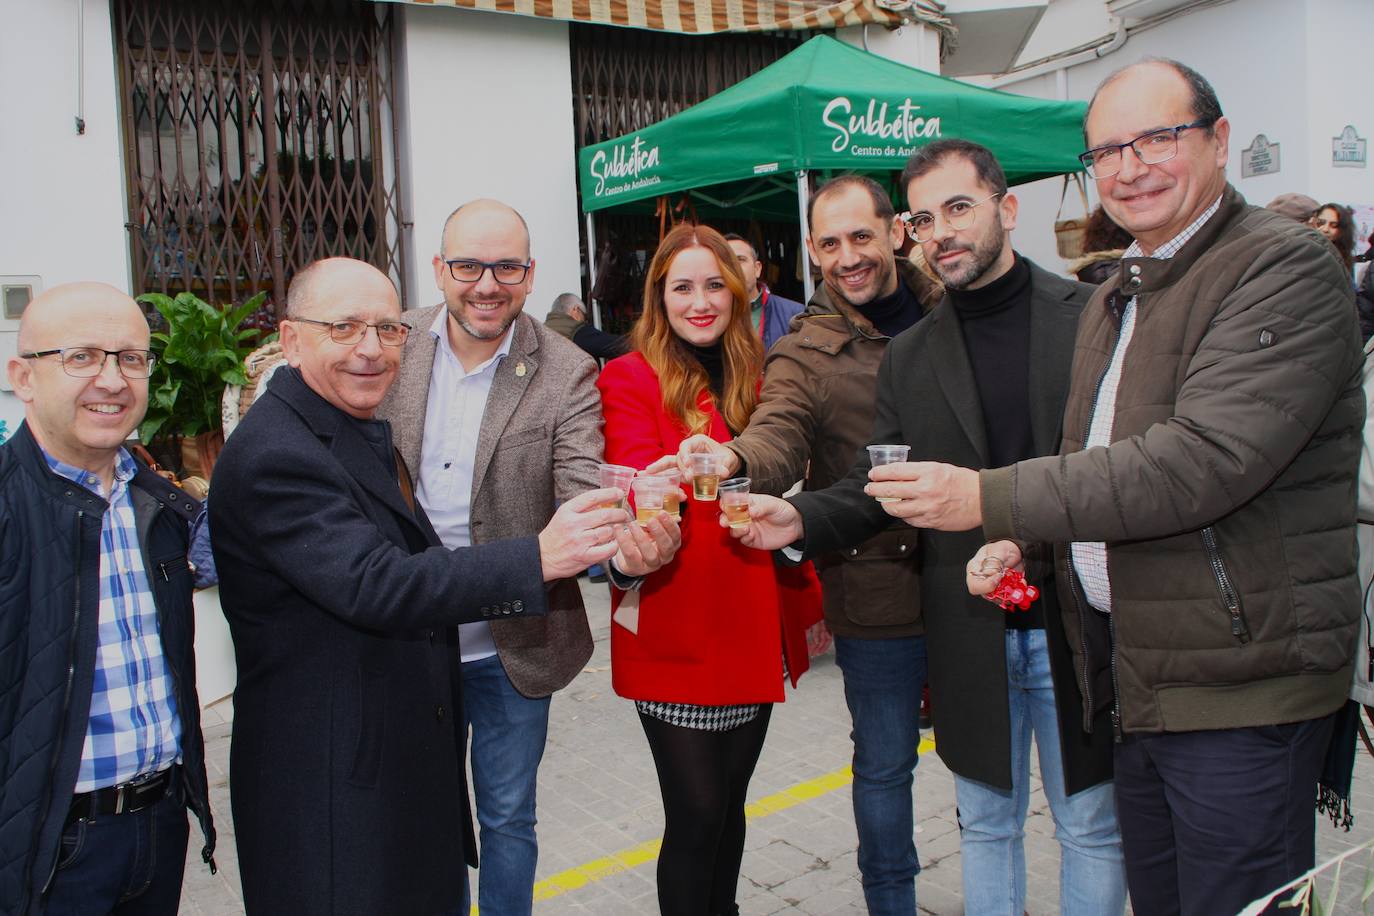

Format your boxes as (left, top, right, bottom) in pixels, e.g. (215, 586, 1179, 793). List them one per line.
(0, 0, 130, 429)
(991, 0, 1369, 276)
(396, 6, 584, 320)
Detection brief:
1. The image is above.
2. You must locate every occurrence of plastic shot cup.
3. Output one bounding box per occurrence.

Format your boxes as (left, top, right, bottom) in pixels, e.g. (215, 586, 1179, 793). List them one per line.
(718, 477, 752, 529)
(657, 469, 683, 521)
(690, 453, 722, 501)
(630, 476, 668, 526)
(598, 463, 636, 513)
(867, 444, 910, 503)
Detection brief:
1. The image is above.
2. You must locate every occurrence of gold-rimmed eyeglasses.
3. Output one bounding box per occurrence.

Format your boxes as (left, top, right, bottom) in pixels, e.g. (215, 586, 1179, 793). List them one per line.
(290, 317, 411, 347)
(901, 193, 1003, 243)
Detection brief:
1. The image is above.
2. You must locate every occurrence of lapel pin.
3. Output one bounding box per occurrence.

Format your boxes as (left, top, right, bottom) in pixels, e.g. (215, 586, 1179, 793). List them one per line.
(515, 361, 527, 377)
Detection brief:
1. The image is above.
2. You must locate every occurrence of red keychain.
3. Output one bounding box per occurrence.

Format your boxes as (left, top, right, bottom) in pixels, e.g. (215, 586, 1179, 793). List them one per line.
(990, 568, 1039, 612)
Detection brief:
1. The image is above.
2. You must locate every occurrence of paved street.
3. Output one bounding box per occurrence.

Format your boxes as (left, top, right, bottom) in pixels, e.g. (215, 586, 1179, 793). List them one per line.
(181, 578, 1374, 914)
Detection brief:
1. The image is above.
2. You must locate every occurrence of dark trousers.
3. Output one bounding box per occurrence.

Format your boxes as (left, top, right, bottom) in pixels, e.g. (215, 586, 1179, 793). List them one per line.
(1113, 714, 1335, 916)
(43, 789, 189, 916)
(639, 705, 773, 916)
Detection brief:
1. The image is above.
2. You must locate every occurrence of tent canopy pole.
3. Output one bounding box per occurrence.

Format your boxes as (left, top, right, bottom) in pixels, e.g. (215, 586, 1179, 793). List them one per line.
(797, 170, 814, 304)
(584, 211, 603, 330)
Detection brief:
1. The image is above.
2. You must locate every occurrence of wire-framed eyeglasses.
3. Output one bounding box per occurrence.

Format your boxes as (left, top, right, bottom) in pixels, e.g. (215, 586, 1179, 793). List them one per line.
(1079, 120, 1215, 179)
(443, 259, 532, 285)
(901, 193, 1003, 243)
(291, 317, 411, 347)
(20, 347, 157, 378)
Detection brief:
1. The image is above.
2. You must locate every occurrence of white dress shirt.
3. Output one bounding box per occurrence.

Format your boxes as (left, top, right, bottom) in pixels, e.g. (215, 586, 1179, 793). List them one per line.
(416, 308, 515, 662)
(1070, 195, 1223, 612)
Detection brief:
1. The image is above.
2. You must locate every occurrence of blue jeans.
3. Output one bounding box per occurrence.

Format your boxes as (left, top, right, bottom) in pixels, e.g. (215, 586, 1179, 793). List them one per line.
(833, 634, 928, 916)
(44, 788, 189, 915)
(460, 654, 552, 916)
(954, 629, 1126, 916)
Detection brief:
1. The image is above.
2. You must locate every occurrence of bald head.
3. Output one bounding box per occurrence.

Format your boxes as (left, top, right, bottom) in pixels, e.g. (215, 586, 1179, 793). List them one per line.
(17, 282, 146, 353)
(8, 282, 151, 483)
(287, 257, 398, 320)
(439, 199, 530, 259)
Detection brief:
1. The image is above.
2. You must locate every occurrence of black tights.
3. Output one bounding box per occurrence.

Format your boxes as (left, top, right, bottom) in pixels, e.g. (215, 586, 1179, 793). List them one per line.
(638, 706, 773, 916)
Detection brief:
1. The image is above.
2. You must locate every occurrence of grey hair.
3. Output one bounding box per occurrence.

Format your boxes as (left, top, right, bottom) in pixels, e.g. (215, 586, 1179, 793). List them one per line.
(549, 292, 584, 317)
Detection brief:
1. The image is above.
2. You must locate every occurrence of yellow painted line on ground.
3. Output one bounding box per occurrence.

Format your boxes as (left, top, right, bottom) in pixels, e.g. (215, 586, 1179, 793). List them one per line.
(525, 735, 937, 904)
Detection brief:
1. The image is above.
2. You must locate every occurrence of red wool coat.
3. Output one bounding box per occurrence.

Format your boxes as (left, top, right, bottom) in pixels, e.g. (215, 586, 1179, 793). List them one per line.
(597, 352, 823, 706)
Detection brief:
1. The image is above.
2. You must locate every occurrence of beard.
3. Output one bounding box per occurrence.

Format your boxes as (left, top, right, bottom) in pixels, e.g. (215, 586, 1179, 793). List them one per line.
(929, 226, 1005, 291)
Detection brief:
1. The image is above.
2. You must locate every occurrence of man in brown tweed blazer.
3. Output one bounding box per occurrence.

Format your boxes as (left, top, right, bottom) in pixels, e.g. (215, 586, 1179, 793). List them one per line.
(378, 199, 679, 915)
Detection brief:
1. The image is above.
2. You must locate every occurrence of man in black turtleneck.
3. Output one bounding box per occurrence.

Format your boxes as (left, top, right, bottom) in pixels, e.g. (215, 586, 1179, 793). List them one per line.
(729, 141, 1126, 915)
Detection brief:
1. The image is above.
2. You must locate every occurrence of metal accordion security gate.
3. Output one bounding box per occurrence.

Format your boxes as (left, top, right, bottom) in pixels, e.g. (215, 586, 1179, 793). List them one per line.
(113, 0, 407, 314)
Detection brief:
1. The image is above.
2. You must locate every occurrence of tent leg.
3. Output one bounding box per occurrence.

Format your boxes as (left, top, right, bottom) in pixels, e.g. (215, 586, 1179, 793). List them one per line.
(797, 170, 814, 304)
(584, 211, 603, 330)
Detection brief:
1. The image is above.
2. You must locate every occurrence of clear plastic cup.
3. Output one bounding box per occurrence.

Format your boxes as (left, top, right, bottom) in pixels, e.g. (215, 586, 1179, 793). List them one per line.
(656, 469, 683, 521)
(630, 476, 669, 526)
(718, 477, 752, 528)
(867, 444, 910, 503)
(690, 453, 722, 501)
(598, 463, 635, 513)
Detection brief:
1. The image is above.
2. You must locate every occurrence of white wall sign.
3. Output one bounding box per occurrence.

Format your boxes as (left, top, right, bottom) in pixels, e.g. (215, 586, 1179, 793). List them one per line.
(1241, 134, 1281, 178)
(1333, 125, 1368, 168)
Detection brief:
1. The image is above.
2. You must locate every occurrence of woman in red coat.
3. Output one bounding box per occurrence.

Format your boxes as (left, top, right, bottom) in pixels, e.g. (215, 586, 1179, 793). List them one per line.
(597, 223, 821, 916)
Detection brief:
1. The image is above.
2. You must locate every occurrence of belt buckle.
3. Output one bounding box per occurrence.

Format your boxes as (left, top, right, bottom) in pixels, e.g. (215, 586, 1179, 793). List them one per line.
(113, 784, 130, 815)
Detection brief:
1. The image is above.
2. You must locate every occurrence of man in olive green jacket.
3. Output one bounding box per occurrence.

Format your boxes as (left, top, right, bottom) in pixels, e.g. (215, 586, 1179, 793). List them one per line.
(874, 61, 1363, 915)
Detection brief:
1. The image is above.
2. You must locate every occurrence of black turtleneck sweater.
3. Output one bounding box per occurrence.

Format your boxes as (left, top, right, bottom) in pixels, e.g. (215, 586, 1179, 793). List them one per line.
(860, 277, 924, 338)
(949, 256, 1042, 628)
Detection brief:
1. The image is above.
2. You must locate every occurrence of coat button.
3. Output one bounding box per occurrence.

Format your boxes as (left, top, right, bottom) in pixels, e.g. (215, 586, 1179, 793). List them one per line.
(1126, 277, 1141, 290)
(1128, 263, 1142, 276)
(1258, 329, 1276, 347)
(436, 705, 445, 721)
(849, 548, 859, 557)
(899, 544, 907, 552)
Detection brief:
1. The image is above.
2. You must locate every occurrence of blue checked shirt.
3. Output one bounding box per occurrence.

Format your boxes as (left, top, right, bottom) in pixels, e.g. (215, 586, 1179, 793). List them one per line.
(44, 447, 182, 791)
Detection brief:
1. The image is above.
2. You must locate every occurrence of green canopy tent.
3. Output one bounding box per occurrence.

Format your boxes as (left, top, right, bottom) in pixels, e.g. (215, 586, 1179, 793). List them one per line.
(578, 34, 1088, 302)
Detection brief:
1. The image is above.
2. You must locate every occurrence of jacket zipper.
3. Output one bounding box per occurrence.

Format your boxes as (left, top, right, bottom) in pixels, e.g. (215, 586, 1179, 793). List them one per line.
(38, 512, 85, 899)
(1076, 294, 1125, 740)
(1201, 526, 1250, 643)
(145, 503, 217, 872)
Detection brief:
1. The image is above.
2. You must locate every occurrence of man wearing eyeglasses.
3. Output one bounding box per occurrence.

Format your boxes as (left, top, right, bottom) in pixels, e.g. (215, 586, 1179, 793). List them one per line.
(210, 256, 654, 914)
(727, 139, 1124, 915)
(866, 60, 1362, 914)
(1, 283, 215, 915)
(376, 200, 680, 916)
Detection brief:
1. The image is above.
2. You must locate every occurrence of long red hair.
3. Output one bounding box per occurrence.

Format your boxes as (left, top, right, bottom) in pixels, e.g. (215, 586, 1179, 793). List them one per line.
(630, 224, 764, 435)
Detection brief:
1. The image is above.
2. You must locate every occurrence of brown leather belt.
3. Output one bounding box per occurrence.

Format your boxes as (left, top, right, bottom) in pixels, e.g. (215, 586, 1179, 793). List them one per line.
(65, 767, 175, 826)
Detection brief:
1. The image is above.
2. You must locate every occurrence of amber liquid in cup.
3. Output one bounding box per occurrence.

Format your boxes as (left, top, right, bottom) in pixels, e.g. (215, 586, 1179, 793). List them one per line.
(636, 506, 666, 526)
(721, 496, 751, 528)
(693, 474, 720, 501)
(662, 489, 682, 520)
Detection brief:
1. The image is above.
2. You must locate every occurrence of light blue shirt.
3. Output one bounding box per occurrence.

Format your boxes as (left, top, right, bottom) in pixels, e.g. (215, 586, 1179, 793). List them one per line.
(416, 308, 515, 663)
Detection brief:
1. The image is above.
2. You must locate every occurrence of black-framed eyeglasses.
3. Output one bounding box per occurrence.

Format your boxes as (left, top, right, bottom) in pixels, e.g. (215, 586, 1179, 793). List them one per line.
(21, 347, 156, 379)
(290, 317, 411, 347)
(1079, 119, 1215, 179)
(900, 193, 1003, 243)
(443, 259, 531, 285)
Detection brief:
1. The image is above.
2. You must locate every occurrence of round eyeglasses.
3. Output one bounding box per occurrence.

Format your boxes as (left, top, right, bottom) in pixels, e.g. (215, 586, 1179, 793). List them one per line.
(901, 193, 1002, 243)
(290, 317, 411, 347)
(443, 259, 531, 285)
(20, 347, 157, 379)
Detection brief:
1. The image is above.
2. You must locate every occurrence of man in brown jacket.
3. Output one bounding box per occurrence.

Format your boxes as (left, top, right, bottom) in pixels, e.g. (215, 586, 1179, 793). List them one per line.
(879, 61, 1363, 915)
(678, 176, 940, 915)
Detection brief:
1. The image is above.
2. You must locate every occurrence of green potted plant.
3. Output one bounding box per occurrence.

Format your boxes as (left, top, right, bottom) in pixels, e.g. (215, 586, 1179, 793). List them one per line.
(138, 290, 273, 477)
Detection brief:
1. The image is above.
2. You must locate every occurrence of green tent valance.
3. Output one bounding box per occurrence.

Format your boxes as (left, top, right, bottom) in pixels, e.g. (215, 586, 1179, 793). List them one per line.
(579, 35, 1087, 215)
